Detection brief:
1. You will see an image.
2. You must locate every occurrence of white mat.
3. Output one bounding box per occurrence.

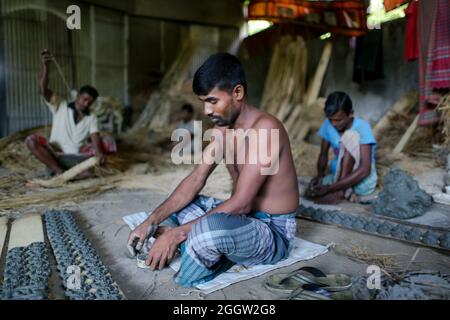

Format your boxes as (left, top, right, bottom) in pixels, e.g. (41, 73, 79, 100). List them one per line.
(123, 212, 330, 295)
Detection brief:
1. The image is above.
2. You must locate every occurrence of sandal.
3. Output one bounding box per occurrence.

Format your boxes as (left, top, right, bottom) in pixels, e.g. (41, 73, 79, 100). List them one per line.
(289, 284, 354, 300)
(264, 266, 352, 293)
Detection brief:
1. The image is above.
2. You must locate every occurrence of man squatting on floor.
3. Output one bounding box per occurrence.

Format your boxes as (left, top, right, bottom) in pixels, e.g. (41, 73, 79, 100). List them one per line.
(128, 53, 300, 288)
(25, 50, 115, 176)
(307, 92, 378, 205)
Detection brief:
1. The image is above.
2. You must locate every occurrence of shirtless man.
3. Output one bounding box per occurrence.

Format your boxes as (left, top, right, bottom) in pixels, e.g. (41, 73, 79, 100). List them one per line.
(127, 53, 299, 288)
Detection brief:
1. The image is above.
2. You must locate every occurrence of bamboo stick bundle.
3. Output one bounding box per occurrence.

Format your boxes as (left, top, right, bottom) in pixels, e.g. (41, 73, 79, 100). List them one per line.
(276, 42, 300, 122)
(262, 36, 307, 124)
(288, 42, 332, 142)
(261, 38, 283, 113)
(0, 181, 116, 210)
(303, 42, 333, 108)
(260, 41, 281, 110)
(263, 36, 293, 115)
(439, 94, 450, 146)
(285, 103, 303, 133)
(284, 38, 308, 124)
(131, 40, 198, 131)
(284, 42, 308, 134)
(289, 98, 326, 142)
(293, 37, 308, 106)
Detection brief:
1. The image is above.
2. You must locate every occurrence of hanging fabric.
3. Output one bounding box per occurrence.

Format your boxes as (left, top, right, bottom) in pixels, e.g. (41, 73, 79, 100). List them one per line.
(418, 0, 450, 126)
(404, 0, 419, 62)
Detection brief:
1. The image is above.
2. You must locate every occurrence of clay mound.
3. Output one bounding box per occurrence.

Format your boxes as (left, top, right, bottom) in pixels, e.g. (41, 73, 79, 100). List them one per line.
(373, 168, 433, 219)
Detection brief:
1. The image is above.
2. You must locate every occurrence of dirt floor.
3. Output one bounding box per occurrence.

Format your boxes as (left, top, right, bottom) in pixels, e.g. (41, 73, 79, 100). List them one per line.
(46, 165, 449, 300)
(64, 186, 450, 300)
(1, 150, 449, 300)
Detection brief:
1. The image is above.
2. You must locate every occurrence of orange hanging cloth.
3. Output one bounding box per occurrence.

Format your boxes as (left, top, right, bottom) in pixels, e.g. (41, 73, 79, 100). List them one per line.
(384, 0, 410, 12)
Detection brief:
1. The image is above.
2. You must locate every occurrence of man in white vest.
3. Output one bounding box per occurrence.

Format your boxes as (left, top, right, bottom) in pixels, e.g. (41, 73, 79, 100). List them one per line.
(25, 50, 112, 176)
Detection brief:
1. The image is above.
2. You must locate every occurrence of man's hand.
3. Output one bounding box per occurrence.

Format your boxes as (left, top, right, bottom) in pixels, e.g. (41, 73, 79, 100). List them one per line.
(145, 227, 187, 270)
(305, 176, 324, 199)
(39, 49, 53, 101)
(311, 184, 330, 197)
(41, 49, 53, 66)
(310, 176, 323, 188)
(127, 221, 157, 257)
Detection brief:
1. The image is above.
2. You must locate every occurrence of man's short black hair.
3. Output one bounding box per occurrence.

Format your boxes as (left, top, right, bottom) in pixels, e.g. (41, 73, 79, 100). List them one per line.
(193, 53, 247, 96)
(324, 91, 354, 117)
(181, 104, 194, 114)
(79, 85, 99, 100)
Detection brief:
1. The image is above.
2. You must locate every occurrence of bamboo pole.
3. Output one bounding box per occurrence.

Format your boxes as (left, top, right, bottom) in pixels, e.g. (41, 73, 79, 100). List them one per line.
(393, 115, 419, 155)
(373, 91, 419, 139)
(30, 157, 100, 188)
(304, 42, 333, 108)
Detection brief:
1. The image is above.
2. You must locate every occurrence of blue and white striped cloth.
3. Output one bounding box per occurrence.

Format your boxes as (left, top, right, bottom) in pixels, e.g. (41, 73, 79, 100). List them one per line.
(170, 195, 297, 288)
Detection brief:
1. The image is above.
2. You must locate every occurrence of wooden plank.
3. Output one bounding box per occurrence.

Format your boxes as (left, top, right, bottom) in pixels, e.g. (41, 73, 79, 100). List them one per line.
(304, 42, 333, 108)
(8, 214, 44, 250)
(285, 103, 303, 133)
(373, 91, 418, 139)
(393, 114, 419, 154)
(0, 216, 8, 257)
(30, 157, 100, 188)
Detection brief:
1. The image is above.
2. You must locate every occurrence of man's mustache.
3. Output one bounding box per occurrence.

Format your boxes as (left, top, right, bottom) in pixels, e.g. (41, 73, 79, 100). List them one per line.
(209, 116, 224, 123)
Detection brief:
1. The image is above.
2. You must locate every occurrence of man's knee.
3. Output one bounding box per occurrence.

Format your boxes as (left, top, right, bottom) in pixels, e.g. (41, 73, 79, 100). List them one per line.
(340, 130, 361, 162)
(197, 213, 242, 233)
(187, 214, 218, 244)
(186, 213, 233, 251)
(187, 213, 247, 254)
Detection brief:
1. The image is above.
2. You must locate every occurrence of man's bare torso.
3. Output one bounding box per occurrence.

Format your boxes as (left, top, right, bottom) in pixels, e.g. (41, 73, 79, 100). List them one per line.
(218, 106, 299, 215)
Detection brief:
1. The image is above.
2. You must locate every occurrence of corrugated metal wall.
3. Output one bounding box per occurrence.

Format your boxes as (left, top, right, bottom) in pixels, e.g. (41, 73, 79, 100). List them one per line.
(94, 6, 128, 104)
(0, 0, 239, 137)
(1, 0, 85, 135)
(0, 0, 127, 137)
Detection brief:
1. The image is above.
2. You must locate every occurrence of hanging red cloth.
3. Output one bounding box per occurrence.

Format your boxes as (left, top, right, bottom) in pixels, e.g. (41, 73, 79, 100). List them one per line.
(404, 0, 419, 62)
(425, 0, 450, 92)
(418, 0, 450, 126)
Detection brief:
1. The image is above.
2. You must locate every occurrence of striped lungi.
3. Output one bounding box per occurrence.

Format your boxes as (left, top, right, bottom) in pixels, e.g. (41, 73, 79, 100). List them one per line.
(169, 195, 297, 288)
